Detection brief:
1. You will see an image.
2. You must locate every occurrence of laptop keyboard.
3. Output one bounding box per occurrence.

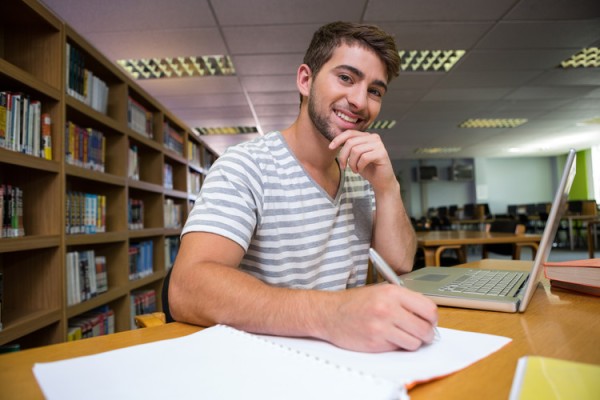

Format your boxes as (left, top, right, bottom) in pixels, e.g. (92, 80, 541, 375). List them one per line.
(439, 270, 524, 296)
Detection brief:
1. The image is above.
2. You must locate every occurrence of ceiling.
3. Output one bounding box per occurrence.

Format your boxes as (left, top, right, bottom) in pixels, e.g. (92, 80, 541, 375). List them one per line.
(40, 0, 600, 160)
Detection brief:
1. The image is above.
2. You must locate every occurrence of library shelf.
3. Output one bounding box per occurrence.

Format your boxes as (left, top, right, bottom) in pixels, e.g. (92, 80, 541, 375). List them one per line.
(0, 0, 220, 349)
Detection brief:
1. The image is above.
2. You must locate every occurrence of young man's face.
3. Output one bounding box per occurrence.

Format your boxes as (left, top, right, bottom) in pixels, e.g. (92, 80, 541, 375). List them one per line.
(307, 43, 388, 142)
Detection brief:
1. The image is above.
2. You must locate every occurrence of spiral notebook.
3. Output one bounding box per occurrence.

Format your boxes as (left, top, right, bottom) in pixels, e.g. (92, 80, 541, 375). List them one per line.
(33, 324, 510, 400)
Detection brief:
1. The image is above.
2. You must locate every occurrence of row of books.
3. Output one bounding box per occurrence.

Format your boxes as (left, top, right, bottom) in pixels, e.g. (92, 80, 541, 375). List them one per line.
(67, 306, 114, 341)
(130, 289, 157, 330)
(164, 163, 173, 190)
(187, 141, 215, 171)
(165, 236, 180, 270)
(188, 170, 203, 196)
(1, 184, 24, 238)
(66, 191, 107, 235)
(66, 249, 108, 306)
(164, 199, 182, 229)
(128, 198, 144, 230)
(0, 91, 52, 159)
(66, 43, 109, 114)
(65, 121, 106, 172)
(163, 121, 184, 156)
(127, 97, 153, 138)
(128, 144, 140, 180)
(129, 240, 154, 281)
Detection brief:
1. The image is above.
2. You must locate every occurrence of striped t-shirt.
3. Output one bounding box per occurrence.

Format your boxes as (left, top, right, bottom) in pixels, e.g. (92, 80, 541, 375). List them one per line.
(182, 131, 375, 290)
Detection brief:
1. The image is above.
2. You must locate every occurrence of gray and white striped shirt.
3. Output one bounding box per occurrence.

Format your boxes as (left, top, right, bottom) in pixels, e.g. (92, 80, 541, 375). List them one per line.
(182, 132, 374, 290)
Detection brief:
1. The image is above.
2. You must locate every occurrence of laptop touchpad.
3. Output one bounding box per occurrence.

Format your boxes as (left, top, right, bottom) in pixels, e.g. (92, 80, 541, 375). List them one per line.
(415, 274, 448, 282)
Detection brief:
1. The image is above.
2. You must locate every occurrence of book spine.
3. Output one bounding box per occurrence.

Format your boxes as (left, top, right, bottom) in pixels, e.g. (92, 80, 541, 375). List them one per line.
(41, 113, 52, 160)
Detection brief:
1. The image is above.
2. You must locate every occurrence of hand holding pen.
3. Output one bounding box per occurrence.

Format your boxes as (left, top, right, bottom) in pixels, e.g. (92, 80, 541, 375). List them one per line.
(369, 248, 441, 343)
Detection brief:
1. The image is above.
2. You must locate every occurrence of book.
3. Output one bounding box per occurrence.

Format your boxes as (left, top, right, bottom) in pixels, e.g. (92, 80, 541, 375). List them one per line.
(550, 280, 600, 296)
(543, 258, 600, 287)
(509, 356, 600, 400)
(33, 324, 511, 400)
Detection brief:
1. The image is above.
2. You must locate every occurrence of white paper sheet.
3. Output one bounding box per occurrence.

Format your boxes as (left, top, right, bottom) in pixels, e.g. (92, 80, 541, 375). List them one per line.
(33, 325, 511, 400)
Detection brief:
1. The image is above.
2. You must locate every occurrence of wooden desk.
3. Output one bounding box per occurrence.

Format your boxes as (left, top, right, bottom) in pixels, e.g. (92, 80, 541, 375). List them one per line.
(1, 259, 599, 400)
(417, 230, 542, 266)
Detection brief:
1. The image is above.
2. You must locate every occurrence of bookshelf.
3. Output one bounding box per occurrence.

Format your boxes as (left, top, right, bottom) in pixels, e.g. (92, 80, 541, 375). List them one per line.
(0, 0, 218, 349)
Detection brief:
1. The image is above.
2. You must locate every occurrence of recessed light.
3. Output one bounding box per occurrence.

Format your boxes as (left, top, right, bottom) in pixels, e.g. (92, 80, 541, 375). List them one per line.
(414, 147, 462, 154)
(577, 117, 600, 126)
(194, 126, 257, 135)
(399, 50, 465, 72)
(559, 48, 600, 69)
(117, 55, 236, 79)
(458, 119, 528, 128)
(367, 120, 397, 130)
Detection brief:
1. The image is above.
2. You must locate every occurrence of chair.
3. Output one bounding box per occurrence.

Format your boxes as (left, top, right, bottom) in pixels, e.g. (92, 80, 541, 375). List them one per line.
(448, 205, 458, 218)
(134, 267, 174, 328)
(482, 220, 537, 260)
(462, 203, 475, 219)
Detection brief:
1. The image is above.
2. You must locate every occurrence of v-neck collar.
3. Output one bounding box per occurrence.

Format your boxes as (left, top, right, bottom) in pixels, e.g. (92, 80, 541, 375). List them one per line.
(275, 132, 344, 205)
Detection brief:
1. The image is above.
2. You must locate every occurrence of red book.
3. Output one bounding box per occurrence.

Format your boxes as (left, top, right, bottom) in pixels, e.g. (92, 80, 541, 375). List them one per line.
(543, 258, 600, 287)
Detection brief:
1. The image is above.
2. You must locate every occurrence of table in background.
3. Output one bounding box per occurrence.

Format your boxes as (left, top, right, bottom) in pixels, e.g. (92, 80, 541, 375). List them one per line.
(563, 214, 599, 251)
(417, 230, 542, 266)
(1, 260, 599, 400)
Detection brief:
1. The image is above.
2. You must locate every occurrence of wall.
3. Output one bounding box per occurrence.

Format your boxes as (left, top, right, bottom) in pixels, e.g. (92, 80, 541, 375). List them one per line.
(394, 151, 596, 219)
(393, 158, 476, 217)
(474, 156, 556, 215)
(394, 156, 561, 218)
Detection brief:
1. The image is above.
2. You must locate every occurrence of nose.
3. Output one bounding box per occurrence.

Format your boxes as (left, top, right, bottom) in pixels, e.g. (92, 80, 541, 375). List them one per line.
(346, 83, 368, 112)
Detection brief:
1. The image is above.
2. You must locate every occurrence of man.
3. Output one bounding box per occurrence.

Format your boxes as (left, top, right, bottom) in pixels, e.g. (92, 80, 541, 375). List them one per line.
(169, 21, 438, 352)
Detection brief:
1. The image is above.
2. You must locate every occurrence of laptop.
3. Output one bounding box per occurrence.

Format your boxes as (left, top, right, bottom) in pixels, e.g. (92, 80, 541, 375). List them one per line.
(380, 149, 576, 313)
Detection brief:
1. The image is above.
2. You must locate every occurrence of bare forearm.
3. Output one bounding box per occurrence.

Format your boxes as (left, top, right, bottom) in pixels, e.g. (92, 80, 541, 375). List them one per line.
(169, 262, 336, 338)
(372, 180, 417, 273)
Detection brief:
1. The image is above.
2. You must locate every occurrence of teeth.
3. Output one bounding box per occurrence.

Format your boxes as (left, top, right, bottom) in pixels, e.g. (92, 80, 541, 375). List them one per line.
(336, 111, 358, 123)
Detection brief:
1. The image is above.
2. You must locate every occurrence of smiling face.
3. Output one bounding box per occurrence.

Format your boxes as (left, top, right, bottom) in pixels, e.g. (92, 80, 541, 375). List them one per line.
(305, 43, 388, 142)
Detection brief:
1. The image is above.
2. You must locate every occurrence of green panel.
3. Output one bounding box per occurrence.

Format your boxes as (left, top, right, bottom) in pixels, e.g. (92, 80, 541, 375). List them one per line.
(569, 149, 590, 200)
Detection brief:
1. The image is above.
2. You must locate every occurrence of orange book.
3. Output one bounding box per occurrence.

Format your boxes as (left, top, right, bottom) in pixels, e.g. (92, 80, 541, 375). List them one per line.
(543, 258, 600, 287)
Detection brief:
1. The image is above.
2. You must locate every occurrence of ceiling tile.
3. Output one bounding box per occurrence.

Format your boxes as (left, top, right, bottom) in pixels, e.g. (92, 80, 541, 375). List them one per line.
(212, 0, 365, 25)
(477, 20, 600, 49)
(233, 54, 304, 76)
(365, 0, 515, 21)
(223, 24, 321, 55)
(41, 0, 215, 32)
(84, 29, 227, 60)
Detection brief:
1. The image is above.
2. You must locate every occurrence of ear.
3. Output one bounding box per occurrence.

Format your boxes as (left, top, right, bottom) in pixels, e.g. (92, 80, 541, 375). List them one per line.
(296, 64, 312, 99)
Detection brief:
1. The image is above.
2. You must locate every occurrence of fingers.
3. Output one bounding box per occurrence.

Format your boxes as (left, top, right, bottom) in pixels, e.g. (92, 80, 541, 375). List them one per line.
(329, 131, 385, 172)
(329, 284, 439, 352)
(381, 285, 439, 350)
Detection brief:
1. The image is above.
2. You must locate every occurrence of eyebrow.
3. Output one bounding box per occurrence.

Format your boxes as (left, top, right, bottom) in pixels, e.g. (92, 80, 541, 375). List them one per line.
(335, 64, 388, 93)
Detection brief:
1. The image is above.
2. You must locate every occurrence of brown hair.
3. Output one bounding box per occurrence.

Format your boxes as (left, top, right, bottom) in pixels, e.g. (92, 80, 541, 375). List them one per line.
(303, 21, 400, 83)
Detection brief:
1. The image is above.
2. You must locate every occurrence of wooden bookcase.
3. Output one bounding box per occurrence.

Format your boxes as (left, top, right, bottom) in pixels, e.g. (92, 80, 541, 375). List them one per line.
(0, 0, 217, 349)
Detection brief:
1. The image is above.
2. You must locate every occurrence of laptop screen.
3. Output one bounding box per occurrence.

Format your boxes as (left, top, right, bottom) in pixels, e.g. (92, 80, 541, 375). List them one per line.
(519, 148, 577, 311)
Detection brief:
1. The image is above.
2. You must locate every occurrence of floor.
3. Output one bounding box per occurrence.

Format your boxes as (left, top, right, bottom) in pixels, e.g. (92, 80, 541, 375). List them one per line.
(466, 245, 595, 263)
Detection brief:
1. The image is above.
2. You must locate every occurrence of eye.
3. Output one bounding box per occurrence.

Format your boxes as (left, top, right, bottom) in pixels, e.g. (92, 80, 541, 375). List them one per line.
(368, 87, 384, 98)
(339, 74, 353, 84)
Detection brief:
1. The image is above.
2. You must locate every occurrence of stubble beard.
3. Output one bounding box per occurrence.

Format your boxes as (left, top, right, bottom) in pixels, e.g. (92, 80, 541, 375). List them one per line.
(307, 85, 338, 142)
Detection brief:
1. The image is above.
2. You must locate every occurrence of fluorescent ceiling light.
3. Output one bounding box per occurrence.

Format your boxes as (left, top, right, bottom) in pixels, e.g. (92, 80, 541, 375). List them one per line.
(577, 117, 600, 126)
(367, 120, 397, 130)
(414, 147, 462, 154)
(194, 126, 257, 135)
(117, 55, 235, 79)
(458, 119, 528, 128)
(559, 47, 600, 68)
(399, 50, 465, 72)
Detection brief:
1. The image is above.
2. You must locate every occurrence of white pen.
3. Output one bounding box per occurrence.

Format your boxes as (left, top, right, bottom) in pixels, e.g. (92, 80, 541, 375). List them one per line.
(368, 247, 441, 342)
